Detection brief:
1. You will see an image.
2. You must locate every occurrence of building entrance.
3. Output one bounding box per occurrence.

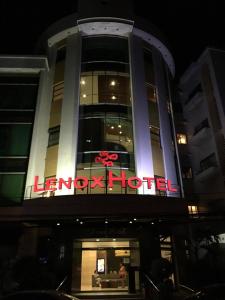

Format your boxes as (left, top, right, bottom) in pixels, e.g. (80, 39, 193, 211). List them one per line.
(71, 238, 140, 293)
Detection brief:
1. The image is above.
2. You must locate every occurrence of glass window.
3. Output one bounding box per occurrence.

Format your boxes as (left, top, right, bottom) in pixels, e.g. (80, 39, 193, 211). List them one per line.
(182, 167, 192, 179)
(56, 46, 66, 63)
(0, 76, 38, 109)
(77, 36, 134, 194)
(48, 126, 60, 147)
(177, 133, 187, 144)
(80, 72, 131, 106)
(82, 37, 129, 63)
(77, 117, 133, 155)
(0, 174, 25, 203)
(0, 124, 32, 156)
(0, 110, 34, 123)
(143, 50, 155, 85)
(188, 205, 198, 215)
(0, 158, 28, 172)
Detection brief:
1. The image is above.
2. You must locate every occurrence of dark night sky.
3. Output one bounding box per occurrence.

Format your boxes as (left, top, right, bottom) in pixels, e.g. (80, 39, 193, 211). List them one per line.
(0, 0, 225, 79)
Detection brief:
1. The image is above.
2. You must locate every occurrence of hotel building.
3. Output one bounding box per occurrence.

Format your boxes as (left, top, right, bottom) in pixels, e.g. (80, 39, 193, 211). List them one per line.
(0, 0, 187, 295)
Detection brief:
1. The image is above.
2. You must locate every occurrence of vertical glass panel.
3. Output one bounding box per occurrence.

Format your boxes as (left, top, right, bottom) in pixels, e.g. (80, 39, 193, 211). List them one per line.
(77, 36, 135, 194)
(0, 76, 38, 109)
(80, 72, 131, 106)
(0, 124, 32, 156)
(82, 37, 129, 63)
(143, 51, 155, 85)
(0, 174, 25, 203)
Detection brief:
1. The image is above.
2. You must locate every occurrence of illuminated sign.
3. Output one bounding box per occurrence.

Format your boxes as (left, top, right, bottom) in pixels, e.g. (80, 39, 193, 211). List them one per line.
(33, 172, 177, 193)
(95, 151, 118, 167)
(33, 151, 178, 193)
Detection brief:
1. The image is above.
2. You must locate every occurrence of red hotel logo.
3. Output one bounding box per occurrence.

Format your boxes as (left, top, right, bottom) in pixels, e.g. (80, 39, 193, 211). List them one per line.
(94, 151, 118, 167)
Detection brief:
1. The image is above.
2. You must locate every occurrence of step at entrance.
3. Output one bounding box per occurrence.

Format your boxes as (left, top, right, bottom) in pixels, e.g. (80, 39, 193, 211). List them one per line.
(73, 292, 144, 300)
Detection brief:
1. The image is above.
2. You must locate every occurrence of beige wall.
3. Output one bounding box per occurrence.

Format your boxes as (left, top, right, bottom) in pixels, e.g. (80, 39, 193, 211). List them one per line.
(81, 250, 97, 290)
(49, 99, 62, 128)
(44, 145, 58, 178)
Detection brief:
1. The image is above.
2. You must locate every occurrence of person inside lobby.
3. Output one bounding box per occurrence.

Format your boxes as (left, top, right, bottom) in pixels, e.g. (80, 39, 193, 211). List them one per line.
(118, 262, 127, 288)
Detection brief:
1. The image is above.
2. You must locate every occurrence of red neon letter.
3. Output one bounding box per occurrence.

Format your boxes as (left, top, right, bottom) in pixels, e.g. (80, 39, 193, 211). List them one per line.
(167, 180, 178, 192)
(108, 171, 126, 188)
(156, 178, 167, 191)
(90, 176, 104, 189)
(33, 176, 45, 192)
(74, 177, 89, 189)
(143, 177, 155, 189)
(127, 176, 142, 189)
(45, 178, 57, 191)
(58, 178, 72, 190)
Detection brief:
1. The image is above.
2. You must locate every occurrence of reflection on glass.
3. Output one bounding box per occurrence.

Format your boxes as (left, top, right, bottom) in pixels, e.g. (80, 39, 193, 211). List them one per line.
(76, 36, 135, 194)
(80, 72, 131, 106)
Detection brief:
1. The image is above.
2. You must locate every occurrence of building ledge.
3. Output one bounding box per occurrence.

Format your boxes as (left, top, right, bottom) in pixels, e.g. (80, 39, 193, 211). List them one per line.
(195, 165, 219, 181)
(0, 55, 49, 73)
(190, 127, 211, 145)
(0, 194, 187, 221)
(184, 92, 203, 112)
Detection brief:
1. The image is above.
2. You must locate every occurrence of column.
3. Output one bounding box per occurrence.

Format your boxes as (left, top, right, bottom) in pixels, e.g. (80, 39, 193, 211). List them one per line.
(56, 33, 81, 195)
(129, 34, 155, 195)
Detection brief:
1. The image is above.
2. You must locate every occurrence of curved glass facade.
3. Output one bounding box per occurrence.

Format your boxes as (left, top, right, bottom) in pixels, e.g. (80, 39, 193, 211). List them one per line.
(76, 36, 135, 194)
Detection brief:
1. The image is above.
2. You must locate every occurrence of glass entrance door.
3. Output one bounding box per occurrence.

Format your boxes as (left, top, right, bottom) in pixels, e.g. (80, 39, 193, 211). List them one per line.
(71, 238, 140, 293)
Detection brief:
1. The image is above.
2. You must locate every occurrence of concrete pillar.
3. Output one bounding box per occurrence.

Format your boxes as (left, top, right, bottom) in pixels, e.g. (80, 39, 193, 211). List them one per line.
(25, 46, 56, 199)
(129, 34, 155, 195)
(56, 33, 81, 195)
(153, 49, 179, 197)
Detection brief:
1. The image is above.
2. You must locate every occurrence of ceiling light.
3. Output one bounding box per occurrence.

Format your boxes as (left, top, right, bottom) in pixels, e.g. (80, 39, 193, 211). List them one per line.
(113, 238, 116, 241)
(105, 220, 108, 224)
(80, 221, 83, 225)
(110, 80, 116, 86)
(133, 218, 137, 221)
(57, 223, 60, 226)
(119, 131, 122, 134)
(76, 218, 79, 222)
(111, 126, 114, 129)
(80, 79, 86, 85)
(109, 187, 113, 191)
(96, 239, 100, 242)
(82, 94, 87, 98)
(129, 221, 133, 224)
(111, 95, 116, 100)
(118, 124, 122, 128)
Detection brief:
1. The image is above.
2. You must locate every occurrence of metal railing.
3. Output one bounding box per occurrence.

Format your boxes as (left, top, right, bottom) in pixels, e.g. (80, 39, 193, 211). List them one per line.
(25, 178, 180, 200)
(142, 273, 160, 300)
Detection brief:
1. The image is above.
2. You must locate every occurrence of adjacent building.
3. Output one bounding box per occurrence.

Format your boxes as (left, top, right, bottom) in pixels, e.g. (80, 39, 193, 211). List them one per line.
(179, 48, 225, 212)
